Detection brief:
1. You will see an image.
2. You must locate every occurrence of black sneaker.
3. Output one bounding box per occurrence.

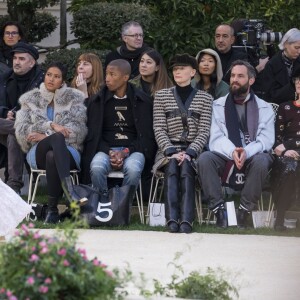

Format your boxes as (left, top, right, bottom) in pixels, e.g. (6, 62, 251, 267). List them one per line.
(215, 208, 228, 228)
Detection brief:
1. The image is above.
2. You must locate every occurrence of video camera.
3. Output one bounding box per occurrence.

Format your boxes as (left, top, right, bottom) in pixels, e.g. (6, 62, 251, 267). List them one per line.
(233, 19, 282, 64)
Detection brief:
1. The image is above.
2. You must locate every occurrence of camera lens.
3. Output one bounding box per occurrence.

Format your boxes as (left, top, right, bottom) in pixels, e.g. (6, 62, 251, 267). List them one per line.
(260, 32, 282, 43)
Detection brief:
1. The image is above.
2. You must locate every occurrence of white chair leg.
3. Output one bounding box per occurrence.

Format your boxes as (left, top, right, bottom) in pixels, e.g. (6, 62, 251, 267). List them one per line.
(136, 180, 144, 224)
(31, 173, 43, 205)
(27, 171, 34, 204)
(147, 174, 156, 217)
(195, 189, 203, 224)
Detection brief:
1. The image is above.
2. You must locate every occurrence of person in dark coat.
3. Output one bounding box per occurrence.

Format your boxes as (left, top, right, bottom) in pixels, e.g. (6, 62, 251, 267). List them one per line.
(214, 24, 248, 84)
(271, 73, 300, 230)
(104, 21, 149, 80)
(0, 21, 26, 68)
(0, 42, 44, 193)
(81, 59, 156, 197)
(263, 28, 300, 104)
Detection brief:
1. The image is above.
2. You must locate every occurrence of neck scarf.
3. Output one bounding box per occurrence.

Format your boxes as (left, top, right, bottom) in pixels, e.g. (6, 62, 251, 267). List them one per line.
(118, 42, 148, 60)
(282, 51, 293, 78)
(221, 91, 259, 190)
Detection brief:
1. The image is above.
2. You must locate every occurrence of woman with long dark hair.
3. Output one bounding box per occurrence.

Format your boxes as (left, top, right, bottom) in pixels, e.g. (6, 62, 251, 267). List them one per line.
(130, 49, 173, 98)
(15, 62, 88, 224)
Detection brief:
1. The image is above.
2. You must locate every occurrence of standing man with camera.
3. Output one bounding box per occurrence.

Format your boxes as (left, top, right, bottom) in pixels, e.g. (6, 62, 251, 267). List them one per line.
(0, 42, 44, 193)
(214, 24, 269, 97)
(214, 24, 249, 84)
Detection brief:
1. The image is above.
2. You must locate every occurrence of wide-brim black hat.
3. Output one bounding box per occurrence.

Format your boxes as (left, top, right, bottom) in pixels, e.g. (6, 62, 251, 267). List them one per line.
(11, 42, 39, 61)
(169, 53, 197, 70)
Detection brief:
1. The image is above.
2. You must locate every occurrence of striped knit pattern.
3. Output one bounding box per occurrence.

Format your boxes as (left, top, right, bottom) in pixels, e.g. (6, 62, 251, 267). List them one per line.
(153, 88, 212, 171)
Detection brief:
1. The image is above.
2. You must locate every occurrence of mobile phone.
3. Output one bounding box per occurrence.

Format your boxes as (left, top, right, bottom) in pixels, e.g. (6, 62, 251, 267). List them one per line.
(11, 106, 17, 118)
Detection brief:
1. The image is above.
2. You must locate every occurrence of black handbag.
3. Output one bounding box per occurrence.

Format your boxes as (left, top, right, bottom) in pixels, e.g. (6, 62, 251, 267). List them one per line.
(75, 184, 136, 226)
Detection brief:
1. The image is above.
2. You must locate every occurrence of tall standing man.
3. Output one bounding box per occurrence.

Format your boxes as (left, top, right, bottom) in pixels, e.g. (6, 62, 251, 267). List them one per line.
(214, 24, 268, 92)
(197, 60, 274, 229)
(105, 21, 149, 79)
(0, 42, 44, 193)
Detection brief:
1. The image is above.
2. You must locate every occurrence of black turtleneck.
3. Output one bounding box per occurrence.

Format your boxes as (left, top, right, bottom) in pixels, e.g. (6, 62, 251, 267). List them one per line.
(175, 83, 193, 104)
(6, 65, 37, 109)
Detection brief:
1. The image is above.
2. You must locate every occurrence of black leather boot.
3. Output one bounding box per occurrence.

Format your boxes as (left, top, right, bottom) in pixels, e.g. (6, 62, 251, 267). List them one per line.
(61, 177, 88, 206)
(179, 221, 192, 233)
(237, 208, 250, 229)
(167, 220, 179, 233)
(44, 196, 60, 224)
(164, 159, 180, 232)
(179, 160, 196, 234)
(214, 204, 228, 228)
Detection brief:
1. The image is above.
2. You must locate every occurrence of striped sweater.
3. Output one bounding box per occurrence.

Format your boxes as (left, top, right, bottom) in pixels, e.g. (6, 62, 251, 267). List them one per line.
(153, 87, 212, 170)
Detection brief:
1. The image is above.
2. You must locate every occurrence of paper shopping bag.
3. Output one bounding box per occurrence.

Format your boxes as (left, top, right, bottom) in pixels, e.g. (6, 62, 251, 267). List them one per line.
(149, 203, 166, 226)
(225, 201, 237, 226)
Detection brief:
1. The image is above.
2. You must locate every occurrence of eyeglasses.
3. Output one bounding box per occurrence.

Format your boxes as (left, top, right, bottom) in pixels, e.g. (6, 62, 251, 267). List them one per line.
(4, 31, 19, 37)
(124, 33, 144, 39)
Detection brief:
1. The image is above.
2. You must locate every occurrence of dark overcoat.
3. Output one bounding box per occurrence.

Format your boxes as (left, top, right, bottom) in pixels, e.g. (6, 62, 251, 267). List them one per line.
(81, 83, 157, 184)
(263, 51, 300, 104)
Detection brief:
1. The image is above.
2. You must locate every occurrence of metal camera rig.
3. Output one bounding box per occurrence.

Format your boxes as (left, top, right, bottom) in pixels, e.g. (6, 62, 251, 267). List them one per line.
(234, 19, 282, 65)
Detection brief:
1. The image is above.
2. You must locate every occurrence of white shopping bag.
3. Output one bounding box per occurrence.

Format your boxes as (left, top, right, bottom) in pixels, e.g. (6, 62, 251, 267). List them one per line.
(225, 201, 237, 226)
(252, 211, 275, 228)
(149, 203, 166, 226)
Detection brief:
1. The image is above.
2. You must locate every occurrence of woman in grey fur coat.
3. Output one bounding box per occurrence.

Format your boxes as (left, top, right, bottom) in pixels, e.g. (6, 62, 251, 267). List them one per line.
(15, 62, 88, 224)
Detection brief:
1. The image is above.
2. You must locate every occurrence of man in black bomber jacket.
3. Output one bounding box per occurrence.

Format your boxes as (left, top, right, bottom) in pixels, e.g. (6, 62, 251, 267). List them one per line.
(81, 59, 156, 195)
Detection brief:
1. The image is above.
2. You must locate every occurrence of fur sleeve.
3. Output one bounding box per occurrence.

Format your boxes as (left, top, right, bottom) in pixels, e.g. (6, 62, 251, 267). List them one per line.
(14, 105, 34, 153)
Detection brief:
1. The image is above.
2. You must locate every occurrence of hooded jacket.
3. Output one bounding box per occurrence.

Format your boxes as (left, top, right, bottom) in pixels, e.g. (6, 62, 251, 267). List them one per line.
(194, 48, 229, 99)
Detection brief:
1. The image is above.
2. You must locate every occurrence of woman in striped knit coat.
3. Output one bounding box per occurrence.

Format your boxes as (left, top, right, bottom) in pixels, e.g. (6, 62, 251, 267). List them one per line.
(153, 54, 212, 233)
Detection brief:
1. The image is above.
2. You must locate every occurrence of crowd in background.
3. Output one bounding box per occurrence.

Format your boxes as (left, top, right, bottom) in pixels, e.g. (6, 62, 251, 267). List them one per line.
(0, 19, 300, 233)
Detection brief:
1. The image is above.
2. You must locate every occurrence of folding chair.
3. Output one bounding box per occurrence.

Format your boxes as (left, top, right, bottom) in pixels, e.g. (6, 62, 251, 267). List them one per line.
(108, 171, 144, 224)
(27, 168, 79, 206)
(146, 170, 203, 224)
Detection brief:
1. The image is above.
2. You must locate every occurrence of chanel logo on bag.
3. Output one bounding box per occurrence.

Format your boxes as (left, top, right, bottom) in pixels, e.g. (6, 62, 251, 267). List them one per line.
(235, 173, 245, 184)
(95, 201, 113, 222)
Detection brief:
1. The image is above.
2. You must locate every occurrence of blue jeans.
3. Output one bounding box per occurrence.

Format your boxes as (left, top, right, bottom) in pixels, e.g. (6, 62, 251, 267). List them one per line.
(90, 151, 145, 193)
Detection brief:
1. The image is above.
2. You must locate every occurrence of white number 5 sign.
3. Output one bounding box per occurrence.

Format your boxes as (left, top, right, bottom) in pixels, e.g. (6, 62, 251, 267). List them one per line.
(95, 201, 113, 222)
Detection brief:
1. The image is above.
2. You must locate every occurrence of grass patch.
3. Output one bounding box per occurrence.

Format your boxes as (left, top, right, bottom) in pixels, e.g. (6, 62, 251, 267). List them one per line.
(22, 190, 300, 237)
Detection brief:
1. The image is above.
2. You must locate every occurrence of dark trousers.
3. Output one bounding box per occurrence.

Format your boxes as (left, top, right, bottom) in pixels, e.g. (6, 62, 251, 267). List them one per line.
(0, 118, 24, 190)
(272, 158, 299, 226)
(164, 158, 196, 225)
(36, 133, 76, 198)
(197, 151, 274, 211)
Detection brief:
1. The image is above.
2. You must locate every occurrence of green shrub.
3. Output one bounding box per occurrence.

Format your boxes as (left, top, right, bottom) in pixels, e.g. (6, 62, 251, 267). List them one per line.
(174, 269, 239, 300)
(43, 48, 109, 83)
(71, 2, 156, 50)
(27, 12, 58, 43)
